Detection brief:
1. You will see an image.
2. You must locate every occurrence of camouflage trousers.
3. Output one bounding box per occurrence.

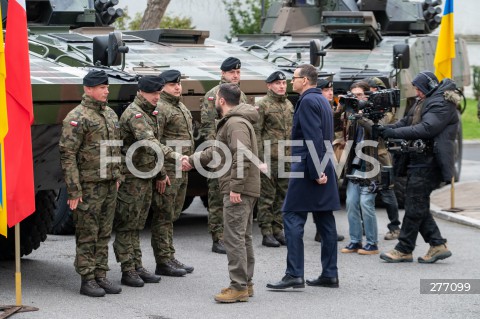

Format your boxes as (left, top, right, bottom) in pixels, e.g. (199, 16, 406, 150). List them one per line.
(257, 165, 288, 236)
(73, 181, 117, 280)
(113, 177, 152, 272)
(207, 178, 224, 241)
(150, 170, 188, 264)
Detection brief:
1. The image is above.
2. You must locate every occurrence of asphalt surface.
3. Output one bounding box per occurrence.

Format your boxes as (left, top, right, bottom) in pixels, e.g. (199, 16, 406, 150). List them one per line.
(1, 143, 479, 319)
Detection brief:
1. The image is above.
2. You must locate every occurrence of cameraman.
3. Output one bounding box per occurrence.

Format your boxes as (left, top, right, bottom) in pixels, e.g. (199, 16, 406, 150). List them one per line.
(341, 81, 383, 255)
(366, 77, 401, 241)
(379, 71, 458, 264)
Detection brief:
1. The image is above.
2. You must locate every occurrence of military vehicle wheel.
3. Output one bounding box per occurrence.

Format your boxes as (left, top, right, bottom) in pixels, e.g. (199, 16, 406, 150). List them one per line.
(182, 196, 195, 211)
(49, 187, 75, 235)
(0, 190, 55, 260)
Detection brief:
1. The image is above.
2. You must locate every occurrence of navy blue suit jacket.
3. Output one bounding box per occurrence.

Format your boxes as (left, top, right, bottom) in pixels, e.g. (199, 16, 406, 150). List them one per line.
(282, 88, 341, 212)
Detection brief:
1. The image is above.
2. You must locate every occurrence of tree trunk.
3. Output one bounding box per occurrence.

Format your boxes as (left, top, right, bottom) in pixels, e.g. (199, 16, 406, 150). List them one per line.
(140, 0, 171, 30)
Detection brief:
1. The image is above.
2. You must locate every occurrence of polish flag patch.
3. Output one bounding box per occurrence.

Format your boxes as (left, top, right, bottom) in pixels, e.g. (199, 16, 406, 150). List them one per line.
(208, 96, 214, 101)
(152, 110, 158, 116)
(70, 121, 78, 127)
(135, 113, 143, 118)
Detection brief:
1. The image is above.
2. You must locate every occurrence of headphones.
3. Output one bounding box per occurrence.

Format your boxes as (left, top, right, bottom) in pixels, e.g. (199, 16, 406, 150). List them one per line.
(420, 72, 438, 91)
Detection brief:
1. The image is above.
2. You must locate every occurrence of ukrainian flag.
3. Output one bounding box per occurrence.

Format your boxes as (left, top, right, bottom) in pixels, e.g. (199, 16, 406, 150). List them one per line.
(434, 0, 455, 81)
(0, 5, 8, 237)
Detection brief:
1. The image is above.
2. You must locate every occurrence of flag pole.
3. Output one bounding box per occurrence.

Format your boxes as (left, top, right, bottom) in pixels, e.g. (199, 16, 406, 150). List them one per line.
(15, 223, 22, 306)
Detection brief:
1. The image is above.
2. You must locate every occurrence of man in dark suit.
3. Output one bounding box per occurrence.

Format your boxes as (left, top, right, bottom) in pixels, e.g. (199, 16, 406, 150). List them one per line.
(267, 64, 341, 290)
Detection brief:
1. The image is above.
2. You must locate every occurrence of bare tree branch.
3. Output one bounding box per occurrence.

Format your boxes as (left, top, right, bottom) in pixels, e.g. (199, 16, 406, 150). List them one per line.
(140, 0, 171, 30)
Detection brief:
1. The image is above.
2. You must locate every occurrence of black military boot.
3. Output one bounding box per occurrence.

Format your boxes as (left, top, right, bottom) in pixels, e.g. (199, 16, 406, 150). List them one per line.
(121, 269, 144, 287)
(171, 258, 194, 273)
(80, 279, 106, 297)
(273, 231, 286, 245)
(96, 277, 122, 294)
(136, 267, 161, 283)
(262, 234, 280, 247)
(155, 260, 187, 277)
(212, 239, 227, 254)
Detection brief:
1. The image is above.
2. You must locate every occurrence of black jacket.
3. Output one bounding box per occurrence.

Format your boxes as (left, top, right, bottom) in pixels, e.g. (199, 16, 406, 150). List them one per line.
(389, 79, 460, 182)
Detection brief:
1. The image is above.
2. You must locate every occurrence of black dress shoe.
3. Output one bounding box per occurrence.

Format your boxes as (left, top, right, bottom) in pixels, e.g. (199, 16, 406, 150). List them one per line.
(306, 276, 339, 288)
(262, 234, 281, 247)
(155, 260, 187, 277)
(273, 231, 286, 245)
(266, 274, 305, 289)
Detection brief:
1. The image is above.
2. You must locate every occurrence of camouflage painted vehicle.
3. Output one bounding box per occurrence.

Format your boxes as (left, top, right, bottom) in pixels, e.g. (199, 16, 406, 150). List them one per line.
(0, 0, 286, 259)
(234, 0, 470, 205)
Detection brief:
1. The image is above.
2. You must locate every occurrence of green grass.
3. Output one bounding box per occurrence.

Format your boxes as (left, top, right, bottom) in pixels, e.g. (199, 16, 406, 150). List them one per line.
(462, 99, 480, 140)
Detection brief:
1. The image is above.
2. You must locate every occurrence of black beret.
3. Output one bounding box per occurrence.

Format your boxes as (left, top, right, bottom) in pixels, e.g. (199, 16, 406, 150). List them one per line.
(159, 70, 181, 83)
(221, 57, 241, 71)
(317, 78, 333, 89)
(265, 71, 286, 83)
(138, 76, 164, 93)
(83, 70, 109, 87)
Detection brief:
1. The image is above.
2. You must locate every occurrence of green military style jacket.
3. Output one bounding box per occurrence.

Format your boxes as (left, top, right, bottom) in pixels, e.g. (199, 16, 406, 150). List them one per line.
(200, 80, 248, 141)
(119, 93, 181, 180)
(157, 91, 194, 171)
(254, 90, 294, 161)
(59, 94, 122, 199)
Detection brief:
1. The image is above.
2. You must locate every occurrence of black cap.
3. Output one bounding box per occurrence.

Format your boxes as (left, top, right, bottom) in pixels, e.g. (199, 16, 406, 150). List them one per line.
(83, 70, 109, 87)
(265, 71, 286, 83)
(317, 78, 333, 89)
(159, 70, 181, 83)
(138, 76, 164, 92)
(220, 57, 241, 71)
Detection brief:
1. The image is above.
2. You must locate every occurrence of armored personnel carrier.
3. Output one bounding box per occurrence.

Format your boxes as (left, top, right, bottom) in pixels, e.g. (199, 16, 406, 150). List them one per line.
(234, 0, 470, 204)
(0, 0, 285, 259)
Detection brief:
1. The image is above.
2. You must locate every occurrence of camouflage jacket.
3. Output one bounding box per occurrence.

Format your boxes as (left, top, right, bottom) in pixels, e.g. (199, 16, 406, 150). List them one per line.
(254, 90, 294, 161)
(200, 80, 248, 141)
(157, 91, 194, 171)
(119, 94, 182, 180)
(59, 94, 122, 199)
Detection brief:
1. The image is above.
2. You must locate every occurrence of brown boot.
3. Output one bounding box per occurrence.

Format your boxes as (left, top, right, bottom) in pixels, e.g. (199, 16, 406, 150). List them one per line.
(380, 249, 413, 263)
(418, 244, 452, 263)
(247, 282, 254, 297)
(214, 287, 249, 303)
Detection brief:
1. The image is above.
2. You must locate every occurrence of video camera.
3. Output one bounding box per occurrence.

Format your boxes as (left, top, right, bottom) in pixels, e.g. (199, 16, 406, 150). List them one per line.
(340, 89, 400, 121)
(346, 166, 394, 193)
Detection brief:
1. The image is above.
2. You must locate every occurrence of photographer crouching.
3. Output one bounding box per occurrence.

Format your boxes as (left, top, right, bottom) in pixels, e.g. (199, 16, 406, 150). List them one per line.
(379, 71, 459, 264)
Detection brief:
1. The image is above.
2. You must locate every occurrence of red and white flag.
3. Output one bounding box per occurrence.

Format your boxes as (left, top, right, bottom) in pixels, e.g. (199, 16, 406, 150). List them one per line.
(4, 0, 36, 226)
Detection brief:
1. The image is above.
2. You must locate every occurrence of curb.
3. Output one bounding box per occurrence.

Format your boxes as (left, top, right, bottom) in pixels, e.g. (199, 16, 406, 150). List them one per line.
(430, 203, 480, 230)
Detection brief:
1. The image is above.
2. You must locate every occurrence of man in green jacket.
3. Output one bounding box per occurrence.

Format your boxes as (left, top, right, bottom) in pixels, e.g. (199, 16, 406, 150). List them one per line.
(187, 83, 260, 303)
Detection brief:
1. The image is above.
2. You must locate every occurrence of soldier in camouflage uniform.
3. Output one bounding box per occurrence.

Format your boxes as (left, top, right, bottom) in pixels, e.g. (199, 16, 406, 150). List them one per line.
(59, 70, 123, 297)
(199, 57, 248, 254)
(254, 71, 293, 247)
(113, 76, 184, 287)
(151, 70, 195, 277)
